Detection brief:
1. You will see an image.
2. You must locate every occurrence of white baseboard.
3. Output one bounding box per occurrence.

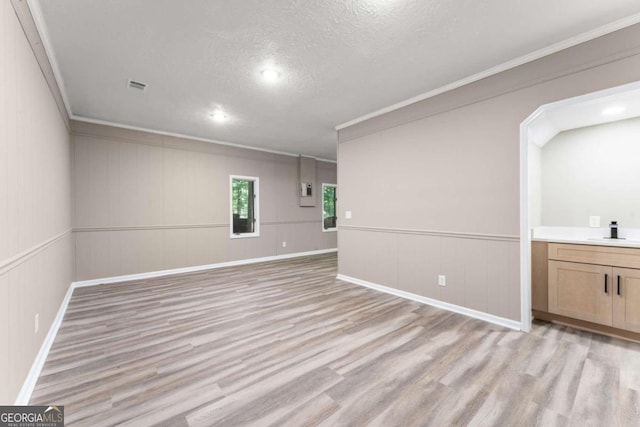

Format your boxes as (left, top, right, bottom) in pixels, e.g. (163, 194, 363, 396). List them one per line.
(73, 248, 337, 288)
(336, 274, 522, 331)
(14, 283, 75, 405)
(14, 248, 337, 405)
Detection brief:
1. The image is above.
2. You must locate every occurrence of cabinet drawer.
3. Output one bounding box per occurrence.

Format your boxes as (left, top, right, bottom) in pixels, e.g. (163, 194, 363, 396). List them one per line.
(549, 243, 640, 269)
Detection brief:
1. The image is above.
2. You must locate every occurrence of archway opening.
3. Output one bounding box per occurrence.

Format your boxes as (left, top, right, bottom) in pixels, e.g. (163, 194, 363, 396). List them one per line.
(519, 80, 640, 332)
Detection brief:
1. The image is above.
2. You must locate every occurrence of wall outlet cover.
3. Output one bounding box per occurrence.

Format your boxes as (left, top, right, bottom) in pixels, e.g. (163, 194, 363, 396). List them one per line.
(589, 216, 601, 228)
(438, 275, 446, 286)
(345, 211, 352, 219)
(282, 241, 287, 247)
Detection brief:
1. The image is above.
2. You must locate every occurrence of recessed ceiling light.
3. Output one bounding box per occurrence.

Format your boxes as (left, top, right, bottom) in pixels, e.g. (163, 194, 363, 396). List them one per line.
(210, 112, 227, 122)
(602, 106, 626, 116)
(261, 68, 280, 82)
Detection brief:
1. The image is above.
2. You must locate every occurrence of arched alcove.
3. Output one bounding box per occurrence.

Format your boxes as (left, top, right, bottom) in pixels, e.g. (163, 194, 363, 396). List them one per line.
(519, 80, 640, 332)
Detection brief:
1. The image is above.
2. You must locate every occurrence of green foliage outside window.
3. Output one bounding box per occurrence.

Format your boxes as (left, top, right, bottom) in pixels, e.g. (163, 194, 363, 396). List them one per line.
(232, 179, 251, 219)
(323, 185, 336, 229)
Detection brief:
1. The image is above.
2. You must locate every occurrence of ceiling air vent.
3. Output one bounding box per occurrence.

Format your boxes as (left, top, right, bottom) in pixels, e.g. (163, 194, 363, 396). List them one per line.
(127, 79, 147, 91)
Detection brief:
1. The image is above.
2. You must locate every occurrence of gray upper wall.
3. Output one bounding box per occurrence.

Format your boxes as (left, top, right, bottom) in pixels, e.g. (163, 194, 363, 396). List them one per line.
(72, 121, 337, 281)
(336, 22, 640, 323)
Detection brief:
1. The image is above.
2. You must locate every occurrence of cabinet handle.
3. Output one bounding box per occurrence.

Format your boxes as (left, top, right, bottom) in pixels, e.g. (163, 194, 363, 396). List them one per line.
(604, 274, 608, 293)
(618, 275, 621, 296)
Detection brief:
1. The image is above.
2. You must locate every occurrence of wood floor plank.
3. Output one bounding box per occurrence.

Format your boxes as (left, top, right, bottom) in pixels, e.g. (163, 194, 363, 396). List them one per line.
(569, 358, 619, 426)
(618, 386, 640, 426)
(267, 392, 339, 427)
(27, 253, 640, 426)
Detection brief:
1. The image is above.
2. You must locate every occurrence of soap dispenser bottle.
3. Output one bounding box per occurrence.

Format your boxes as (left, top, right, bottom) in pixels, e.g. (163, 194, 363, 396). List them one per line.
(610, 221, 618, 239)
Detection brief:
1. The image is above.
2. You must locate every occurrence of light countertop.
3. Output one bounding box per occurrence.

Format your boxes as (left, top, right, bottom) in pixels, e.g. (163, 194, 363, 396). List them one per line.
(531, 226, 640, 248)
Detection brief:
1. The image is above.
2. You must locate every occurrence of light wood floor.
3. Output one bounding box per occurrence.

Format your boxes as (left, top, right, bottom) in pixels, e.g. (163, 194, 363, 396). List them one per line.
(31, 253, 640, 426)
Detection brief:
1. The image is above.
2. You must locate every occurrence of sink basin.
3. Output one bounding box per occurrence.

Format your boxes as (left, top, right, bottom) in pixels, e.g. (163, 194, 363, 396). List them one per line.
(586, 237, 640, 244)
(587, 237, 619, 240)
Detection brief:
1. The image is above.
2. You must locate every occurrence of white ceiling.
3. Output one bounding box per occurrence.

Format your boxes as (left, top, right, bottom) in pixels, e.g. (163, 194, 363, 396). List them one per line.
(32, 0, 640, 160)
(528, 82, 640, 147)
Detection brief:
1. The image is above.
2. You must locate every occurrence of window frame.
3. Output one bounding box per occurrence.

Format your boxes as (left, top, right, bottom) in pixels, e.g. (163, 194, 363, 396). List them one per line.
(322, 183, 337, 233)
(229, 175, 260, 239)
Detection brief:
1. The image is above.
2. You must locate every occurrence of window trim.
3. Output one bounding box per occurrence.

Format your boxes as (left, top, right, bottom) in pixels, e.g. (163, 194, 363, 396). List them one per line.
(230, 175, 260, 239)
(322, 183, 337, 233)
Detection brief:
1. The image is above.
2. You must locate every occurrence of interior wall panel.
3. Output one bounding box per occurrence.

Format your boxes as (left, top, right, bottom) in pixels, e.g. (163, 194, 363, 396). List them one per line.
(275, 222, 332, 256)
(461, 239, 489, 314)
(438, 237, 468, 309)
(227, 224, 278, 262)
(397, 233, 441, 298)
(6, 269, 23, 404)
(339, 228, 399, 289)
(0, 275, 9, 404)
(137, 230, 166, 274)
(73, 136, 109, 227)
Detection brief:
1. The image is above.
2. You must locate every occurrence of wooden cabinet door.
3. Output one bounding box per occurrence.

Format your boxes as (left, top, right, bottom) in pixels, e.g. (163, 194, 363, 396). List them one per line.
(548, 261, 613, 326)
(612, 267, 640, 333)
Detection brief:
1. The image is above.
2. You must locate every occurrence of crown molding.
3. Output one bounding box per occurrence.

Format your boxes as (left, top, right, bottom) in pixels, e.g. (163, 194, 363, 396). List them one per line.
(25, 0, 73, 118)
(336, 12, 640, 131)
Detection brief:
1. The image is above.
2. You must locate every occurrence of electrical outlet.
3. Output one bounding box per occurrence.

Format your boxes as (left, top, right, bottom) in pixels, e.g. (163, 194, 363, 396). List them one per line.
(345, 211, 352, 219)
(35, 313, 39, 334)
(438, 275, 446, 286)
(282, 241, 287, 248)
(589, 216, 601, 228)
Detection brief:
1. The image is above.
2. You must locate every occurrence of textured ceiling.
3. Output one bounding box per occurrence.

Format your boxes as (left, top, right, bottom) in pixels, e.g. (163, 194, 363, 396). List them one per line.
(33, 0, 640, 160)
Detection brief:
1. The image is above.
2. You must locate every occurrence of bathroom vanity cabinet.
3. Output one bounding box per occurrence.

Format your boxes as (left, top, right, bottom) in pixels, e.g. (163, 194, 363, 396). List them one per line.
(532, 241, 640, 339)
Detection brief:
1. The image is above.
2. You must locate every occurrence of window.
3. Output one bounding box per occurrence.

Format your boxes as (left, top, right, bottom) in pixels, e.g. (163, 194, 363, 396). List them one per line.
(230, 175, 259, 238)
(322, 183, 337, 232)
